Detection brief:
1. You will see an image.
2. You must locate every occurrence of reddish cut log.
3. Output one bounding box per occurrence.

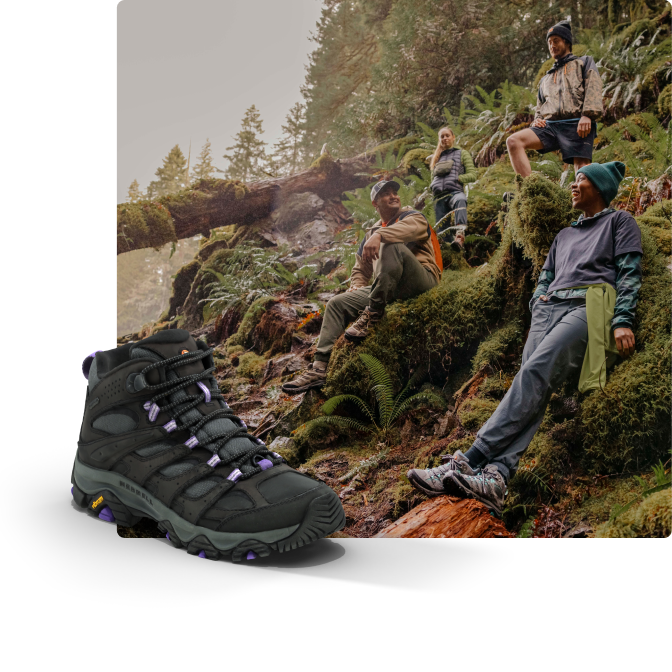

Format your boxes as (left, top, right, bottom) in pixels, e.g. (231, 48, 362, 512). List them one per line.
(374, 496, 513, 538)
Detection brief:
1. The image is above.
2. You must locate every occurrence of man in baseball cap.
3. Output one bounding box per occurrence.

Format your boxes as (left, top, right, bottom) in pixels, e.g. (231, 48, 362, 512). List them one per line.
(282, 179, 442, 394)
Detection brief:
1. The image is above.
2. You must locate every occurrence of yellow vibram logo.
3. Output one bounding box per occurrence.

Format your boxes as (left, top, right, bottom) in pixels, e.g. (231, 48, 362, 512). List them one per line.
(92, 496, 104, 509)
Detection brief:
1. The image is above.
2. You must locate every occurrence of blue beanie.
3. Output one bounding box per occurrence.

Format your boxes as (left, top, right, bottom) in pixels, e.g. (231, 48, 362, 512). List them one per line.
(577, 162, 626, 205)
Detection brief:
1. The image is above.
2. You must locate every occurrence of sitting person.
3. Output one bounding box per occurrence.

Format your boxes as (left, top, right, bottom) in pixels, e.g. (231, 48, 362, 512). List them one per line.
(408, 162, 642, 516)
(430, 126, 477, 250)
(506, 20, 603, 179)
(282, 180, 443, 395)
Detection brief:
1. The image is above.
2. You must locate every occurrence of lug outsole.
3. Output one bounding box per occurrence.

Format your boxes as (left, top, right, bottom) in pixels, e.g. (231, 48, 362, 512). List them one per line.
(71, 482, 345, 562)
(406, 470, 448, 497)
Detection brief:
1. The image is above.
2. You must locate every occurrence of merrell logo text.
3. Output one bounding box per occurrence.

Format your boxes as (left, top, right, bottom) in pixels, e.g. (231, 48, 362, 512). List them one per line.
(119, 480, 153, 505)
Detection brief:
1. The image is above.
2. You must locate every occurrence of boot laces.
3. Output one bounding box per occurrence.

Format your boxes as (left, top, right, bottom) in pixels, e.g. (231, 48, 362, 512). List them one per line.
(138, 348, 281, 480)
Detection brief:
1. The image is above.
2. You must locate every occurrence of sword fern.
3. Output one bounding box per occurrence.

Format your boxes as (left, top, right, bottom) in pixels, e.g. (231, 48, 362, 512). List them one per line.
(302, 353, 445, 441)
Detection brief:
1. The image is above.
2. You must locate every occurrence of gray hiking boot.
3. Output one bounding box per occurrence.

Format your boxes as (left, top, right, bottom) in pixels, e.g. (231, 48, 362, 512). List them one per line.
(442, 464, 507, 517)
(282, 362, 326, 395)
(344, 306, 384, 342)
(406, 450, 475, 497)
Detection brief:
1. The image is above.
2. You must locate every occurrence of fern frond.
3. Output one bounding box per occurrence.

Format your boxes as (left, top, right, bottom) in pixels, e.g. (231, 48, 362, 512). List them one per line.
(359, 354, 395, 426)
(321, 394, 376, 423)
(390, 392, 445, 423)
(302, 415, 374, 434)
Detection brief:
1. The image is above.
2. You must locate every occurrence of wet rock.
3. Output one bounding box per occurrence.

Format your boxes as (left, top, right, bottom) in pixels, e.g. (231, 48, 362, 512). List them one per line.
(268, 436, 299, 467)
(273, 192, 325, 233)
(433, 412, 457, 438)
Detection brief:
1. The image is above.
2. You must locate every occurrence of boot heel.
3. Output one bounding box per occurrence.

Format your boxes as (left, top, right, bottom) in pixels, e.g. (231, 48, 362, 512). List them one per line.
(80, 488, 144, 526)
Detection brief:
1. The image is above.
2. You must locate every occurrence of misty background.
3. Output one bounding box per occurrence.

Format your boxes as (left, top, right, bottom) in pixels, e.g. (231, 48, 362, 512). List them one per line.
(118, 0, 321, 202)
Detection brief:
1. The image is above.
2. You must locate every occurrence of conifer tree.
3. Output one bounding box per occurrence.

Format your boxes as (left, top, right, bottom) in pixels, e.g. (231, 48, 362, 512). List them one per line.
(192, 138, 217, 182)
(272, 102, 307, 175)
(127, 179, 141, 203)
(222, 105, 268, 182)
(149, 145, 189, 197)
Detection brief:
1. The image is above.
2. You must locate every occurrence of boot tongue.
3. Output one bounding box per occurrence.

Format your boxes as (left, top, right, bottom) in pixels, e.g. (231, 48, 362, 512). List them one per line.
(129, 329, 203, 377)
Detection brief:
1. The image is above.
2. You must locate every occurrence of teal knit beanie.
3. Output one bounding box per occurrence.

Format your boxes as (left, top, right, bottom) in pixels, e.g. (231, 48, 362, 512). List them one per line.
(577, 161, 626, 205)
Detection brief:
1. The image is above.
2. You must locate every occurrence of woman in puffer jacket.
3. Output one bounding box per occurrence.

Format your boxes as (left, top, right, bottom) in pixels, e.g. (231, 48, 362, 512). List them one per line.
(430, 127, 477, 249)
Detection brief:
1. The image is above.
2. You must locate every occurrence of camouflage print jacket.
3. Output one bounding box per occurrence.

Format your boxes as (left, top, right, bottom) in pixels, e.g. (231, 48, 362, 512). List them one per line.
(535, 53, 603, 121)
(530, 253, 643, 330)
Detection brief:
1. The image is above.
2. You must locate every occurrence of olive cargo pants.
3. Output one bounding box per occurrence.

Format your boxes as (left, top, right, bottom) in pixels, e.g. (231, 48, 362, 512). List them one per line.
(314, 243, 438, 362)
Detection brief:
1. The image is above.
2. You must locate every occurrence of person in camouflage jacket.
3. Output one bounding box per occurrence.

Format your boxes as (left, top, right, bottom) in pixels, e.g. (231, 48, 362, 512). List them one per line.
(506, 20, 603, 178)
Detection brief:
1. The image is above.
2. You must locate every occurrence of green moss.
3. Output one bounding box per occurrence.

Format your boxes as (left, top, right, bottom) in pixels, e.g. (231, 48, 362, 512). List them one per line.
(658, 83, 671, 119)
(506, 173, 581, 273)
(401, 147, 430, 171)
(236, 352, 267, 381)
(226, 296, 275, 348)
(325, 236, 518, 399)
(595, 489, 671, 538)
(309, 153, 341, 179)
(471, 320, 523, 374)
(457, 397, 500, 431)
(636, 199, 671, 230)
(226, 344, 245, 355)
(117, 202, 176, 254)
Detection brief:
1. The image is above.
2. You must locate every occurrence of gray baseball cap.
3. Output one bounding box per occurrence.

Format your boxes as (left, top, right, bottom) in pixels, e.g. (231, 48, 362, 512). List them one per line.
(370, 180, 400, 202)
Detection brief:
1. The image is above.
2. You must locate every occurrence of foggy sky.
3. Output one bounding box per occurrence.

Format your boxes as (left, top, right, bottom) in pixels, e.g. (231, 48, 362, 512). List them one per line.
(118, 0, 322, 202)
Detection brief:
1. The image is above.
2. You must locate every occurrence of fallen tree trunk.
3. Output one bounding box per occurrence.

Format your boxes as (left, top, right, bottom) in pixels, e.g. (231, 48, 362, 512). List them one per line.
(374, 496, 513, 538)
(117, 139, 417, 255)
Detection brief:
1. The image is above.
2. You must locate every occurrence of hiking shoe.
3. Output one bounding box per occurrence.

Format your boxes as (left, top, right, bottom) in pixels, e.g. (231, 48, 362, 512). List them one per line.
(450, 233, 465, 253)
(72, 329, 345, 561)
(281, 363, 326, 395)
(406, 450, 475, 497)
(442, 464, 507, 517)
(344, 306, 384, 342)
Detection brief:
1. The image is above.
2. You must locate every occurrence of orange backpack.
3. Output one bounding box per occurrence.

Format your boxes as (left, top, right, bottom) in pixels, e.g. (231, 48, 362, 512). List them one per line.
(395, 209, 443, 273)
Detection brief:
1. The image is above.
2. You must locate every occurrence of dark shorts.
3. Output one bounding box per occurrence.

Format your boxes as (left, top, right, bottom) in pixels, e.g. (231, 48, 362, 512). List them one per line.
(531, 118, 597, 162)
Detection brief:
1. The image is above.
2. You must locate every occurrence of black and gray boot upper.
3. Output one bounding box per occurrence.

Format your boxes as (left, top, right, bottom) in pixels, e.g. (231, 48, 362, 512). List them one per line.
(73, 329, 345, 560)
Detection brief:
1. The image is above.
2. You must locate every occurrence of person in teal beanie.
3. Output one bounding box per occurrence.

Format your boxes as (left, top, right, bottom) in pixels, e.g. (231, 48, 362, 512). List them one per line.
(576, 161, 625, 205)
(408, 161, 643, 516)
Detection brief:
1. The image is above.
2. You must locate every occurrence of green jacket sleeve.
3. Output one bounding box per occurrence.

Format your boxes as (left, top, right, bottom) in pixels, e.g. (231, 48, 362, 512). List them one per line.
(612, 252, 642, 330)
(457, 150, 477, 185)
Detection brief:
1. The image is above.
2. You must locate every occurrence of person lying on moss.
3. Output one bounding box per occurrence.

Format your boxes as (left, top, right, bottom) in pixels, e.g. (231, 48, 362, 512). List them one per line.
(282, 180, 442, 395)
(408, 161, 642, 517)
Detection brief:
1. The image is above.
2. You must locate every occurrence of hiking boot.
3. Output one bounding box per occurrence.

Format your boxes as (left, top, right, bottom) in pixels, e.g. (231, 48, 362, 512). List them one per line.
(406, 450, 475, 497)
(72, 329, 345, 561)
(281, 362, 326, 395)
(450, 232, 465, 253)
(442, 464, 507, 517)
(344, 306, 384, 342)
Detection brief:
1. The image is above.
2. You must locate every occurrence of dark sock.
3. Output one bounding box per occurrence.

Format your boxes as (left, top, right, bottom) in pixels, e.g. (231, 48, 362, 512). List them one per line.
(464, 445, 488, 469)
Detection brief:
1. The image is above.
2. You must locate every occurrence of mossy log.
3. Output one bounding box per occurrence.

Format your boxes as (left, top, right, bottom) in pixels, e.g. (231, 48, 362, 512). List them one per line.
(374, 496, 513, 538)
(117, 150, 390, 255)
